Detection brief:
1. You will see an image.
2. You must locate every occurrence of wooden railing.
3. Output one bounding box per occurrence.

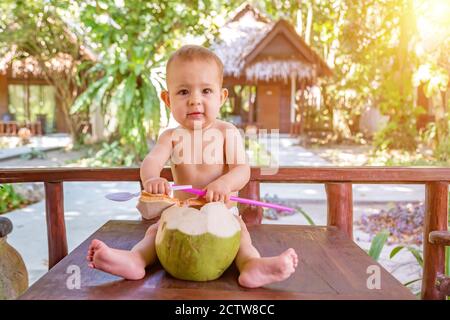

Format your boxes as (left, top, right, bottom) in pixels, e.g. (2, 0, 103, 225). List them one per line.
(0, 121, 43, 136)
(1, 167, 449, 300)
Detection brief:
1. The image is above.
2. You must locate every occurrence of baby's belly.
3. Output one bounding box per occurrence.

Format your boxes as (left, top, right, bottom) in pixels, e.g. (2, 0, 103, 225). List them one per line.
(171, 163, 225, 189)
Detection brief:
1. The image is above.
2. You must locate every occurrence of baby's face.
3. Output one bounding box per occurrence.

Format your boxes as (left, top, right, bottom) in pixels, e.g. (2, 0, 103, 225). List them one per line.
(162, 59, 228, 130)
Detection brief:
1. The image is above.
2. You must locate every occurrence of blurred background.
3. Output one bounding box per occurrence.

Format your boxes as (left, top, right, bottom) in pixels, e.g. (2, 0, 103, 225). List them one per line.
(0, 0, 449, 296)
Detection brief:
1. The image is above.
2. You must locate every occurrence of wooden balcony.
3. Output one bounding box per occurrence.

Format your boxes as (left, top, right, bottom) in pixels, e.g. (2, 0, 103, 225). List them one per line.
(1, 167, 449, 299)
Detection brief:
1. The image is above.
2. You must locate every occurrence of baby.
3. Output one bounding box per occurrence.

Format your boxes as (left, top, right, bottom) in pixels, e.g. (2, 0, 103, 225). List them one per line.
(87, 45, 298, 288)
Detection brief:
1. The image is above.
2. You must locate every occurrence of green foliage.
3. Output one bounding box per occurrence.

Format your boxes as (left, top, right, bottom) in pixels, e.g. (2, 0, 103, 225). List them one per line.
(367, 147, 450, 166)
(2, 0, 448, 160)
(373, 120, 418, 151)
(296, 207, 316, 226)
(20, 148, 47, 160)
(368, 230, 390, 261)
(245, 138, 271, 166)
(74, 141, 137, 167)
(421, 120, 450, 162)
(0, 184, 26, 214)
(71, 0, 236, 160)
(367, 229, 427, 295)
(390, 245, 423, 267)
(260, 0, 449, 156)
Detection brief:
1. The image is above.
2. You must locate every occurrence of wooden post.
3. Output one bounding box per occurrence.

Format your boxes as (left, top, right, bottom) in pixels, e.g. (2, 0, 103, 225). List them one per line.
(238, 180, 263, 225)
(422, 181, 448, 300)
(248, 93, 254, 125)
(298, 81, 306, 141)
(290, 73, 296, 125)
(325, 183, 353, 239)
(0, 74, 9, 116)
(44, 182, 68, 269)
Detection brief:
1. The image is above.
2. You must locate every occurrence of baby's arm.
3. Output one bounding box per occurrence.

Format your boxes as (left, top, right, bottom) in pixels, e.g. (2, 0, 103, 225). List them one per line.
(140, 129, 174, 194)
(204, 126, 250, 202)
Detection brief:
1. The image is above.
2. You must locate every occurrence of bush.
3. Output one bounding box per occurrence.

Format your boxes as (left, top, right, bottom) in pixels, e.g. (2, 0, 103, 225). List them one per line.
(421, 121, 450, 162)
(73, 140, 138, 167)
(0, 184, 26, 214)
(373, 120, 418, 151)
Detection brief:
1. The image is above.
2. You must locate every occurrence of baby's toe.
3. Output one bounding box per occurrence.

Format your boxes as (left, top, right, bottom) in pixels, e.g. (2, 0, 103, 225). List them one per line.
(293, 254, 299, 267)
(88, 240, 98, 251)
(91, 239, 104, 248)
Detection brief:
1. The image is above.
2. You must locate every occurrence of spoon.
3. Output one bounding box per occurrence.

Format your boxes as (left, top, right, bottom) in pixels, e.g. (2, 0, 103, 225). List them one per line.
(105, 184, 192, 202)
(106, 185, 295, 213)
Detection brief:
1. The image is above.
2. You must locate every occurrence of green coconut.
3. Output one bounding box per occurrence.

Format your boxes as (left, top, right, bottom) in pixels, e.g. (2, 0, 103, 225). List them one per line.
(155, 202, 241, 281)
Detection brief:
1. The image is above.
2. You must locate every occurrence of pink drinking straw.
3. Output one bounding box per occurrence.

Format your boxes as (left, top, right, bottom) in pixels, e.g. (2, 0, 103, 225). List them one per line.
(180, 187, 295, 213)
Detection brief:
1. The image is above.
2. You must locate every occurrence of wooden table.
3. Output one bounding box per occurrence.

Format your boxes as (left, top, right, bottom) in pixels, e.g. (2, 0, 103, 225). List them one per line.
(19, 220, 416, 300)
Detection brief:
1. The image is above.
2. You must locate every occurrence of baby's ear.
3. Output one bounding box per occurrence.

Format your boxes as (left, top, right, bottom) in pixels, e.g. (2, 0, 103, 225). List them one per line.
(220, 88, 229, 104)
(160, 90, 171, 108)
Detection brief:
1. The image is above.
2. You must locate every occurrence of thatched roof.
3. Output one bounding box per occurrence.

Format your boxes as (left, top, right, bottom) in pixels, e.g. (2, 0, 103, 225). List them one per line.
(0, 14, 96, 79)
(211, 4, 332, 84)
(0, 43, 95, 79)
(0, 48, 82, 78)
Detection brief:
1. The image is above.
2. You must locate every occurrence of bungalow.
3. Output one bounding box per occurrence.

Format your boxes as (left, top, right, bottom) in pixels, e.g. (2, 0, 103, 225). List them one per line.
(211, 4, 332, 134)
(0, 39, 94, 136)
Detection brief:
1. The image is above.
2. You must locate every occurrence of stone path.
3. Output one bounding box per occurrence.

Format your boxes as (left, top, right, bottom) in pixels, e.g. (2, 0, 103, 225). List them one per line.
(0, 134, 72, 161)
(257, 135, 424, 203)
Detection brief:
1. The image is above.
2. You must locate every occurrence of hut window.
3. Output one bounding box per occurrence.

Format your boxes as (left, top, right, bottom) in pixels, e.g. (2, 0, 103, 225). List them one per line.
(241, 86, 256, 113)
(8, 84, 56, 133)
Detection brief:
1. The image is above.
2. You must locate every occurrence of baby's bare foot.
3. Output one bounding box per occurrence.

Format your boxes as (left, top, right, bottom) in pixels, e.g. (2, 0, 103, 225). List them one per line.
(86, 239, 146, 280)
(238, 248, 298, 288)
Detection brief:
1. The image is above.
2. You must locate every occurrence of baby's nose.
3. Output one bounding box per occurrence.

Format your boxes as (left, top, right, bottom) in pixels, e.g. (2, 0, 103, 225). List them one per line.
(188, 97, 201, 106)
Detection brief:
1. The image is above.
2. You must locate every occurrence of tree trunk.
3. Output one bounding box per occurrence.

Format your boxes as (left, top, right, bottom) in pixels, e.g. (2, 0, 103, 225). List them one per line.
(397, 0, 416, 100)
(55, 86, 77, 139)
(305, 2, 313, 45)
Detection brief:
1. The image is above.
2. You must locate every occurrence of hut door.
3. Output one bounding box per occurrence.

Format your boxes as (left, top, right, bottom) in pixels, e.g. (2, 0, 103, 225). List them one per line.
(257, 84, 280, 130)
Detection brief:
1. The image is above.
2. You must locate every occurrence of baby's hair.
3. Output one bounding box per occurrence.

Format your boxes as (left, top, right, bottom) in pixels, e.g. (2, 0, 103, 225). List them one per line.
(166, 45, 224, 86)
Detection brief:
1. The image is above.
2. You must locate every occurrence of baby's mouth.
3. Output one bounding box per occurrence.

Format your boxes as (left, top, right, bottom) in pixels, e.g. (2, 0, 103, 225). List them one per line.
(187, 112, 204, 118)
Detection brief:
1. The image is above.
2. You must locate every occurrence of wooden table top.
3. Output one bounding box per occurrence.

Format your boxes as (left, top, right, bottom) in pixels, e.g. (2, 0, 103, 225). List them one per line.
(19, 220, 416, 300)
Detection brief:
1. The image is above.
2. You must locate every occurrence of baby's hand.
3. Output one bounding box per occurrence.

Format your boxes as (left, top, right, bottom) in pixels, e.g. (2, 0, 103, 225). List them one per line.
(143, 177, 170, 195)
(204, 180, 231, 203)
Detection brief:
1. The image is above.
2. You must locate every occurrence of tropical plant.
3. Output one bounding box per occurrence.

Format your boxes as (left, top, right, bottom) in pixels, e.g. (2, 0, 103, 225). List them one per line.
(390, 244, 424, 288)
(71, 0, 236, 161)
(367, 229, 390, 261)
(369, 227, 450, 298)
(296, 207, 316, 226)
(258, 0, 448, 153)
(367, 230, 423, 295)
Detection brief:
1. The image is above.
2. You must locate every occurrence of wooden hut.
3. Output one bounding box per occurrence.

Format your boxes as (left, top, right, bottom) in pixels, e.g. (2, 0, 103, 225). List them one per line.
(211, 4, 332, 134)
(0, 43, 94, 135)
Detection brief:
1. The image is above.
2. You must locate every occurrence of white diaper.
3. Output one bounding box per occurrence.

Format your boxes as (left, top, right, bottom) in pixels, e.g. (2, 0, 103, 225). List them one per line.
(229, 206, 240, 216)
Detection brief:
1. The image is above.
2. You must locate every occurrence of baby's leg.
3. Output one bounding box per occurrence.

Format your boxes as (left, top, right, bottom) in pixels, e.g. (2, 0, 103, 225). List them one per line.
(235, 216, 299, 288)
(86, 222, 159, 280)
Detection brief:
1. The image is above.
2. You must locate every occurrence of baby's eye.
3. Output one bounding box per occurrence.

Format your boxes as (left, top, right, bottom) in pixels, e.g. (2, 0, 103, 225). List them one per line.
(203, 88, 212, 94)
(177, 89, 189, 95)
